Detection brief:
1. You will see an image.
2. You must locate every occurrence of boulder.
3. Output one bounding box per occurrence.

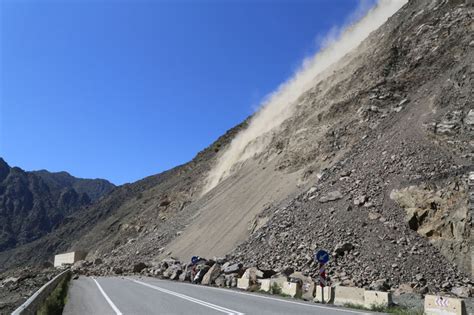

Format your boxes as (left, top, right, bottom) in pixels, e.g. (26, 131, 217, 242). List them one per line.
(353, 195, 367, 206)
(242, 267, 263, 282)
(133, 262, 148, 273)
(163, 264, 182, 280)
(334, 242, 354, 256)
(290, 272, 315, 300)
(215, 275, 226, 287)
(224, 273, 238, 287)
(112, 267, 123, 275)
(319, 191, 343, 203)
(201, 263, 222, 285)
(193, 266, 210, 284)
(178, 264, 192, 282)
(370, 279, 390, 292)
(223, 263, 243, 274)
(394, 283, 415, 295)
(451, 286, 470, 298)
(281, 266, 294, 277)
(464, 109, 474, 126)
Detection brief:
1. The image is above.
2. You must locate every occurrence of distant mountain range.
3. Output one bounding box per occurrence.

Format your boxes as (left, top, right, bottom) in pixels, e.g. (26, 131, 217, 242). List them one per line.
(0, 158, 114, 252)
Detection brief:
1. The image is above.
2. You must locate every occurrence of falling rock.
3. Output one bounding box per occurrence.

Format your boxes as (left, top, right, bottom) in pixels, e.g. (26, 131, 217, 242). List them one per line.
(319, 191, 343, 203)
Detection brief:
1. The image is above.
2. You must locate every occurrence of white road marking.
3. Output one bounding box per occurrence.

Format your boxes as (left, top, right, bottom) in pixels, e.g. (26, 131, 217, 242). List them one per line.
(143, 277, 371, 315)
(131, 278, 245, 315)
(92, 277, 123, 315)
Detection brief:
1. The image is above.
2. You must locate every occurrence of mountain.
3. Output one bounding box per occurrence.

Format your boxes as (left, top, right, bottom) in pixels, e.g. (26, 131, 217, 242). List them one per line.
(32, 170, 114, 202)
(1, 0, 472, 295)
(0, 158, 114, 252)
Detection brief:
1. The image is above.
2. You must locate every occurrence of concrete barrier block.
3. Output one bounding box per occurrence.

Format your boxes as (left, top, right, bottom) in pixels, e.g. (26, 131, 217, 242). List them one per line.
(282, 281, 302, 298)
(364, 290, 392, 308)
(314, 286, 334, 304)
(333, 285, 365, 306)
(424, 295, 467, 315)
(237, 278, 250, 290)
(258, 279, 271, 292)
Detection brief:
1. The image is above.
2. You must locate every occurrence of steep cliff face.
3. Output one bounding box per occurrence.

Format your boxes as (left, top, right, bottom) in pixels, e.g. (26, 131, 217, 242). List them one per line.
(0, 158, 114, 252)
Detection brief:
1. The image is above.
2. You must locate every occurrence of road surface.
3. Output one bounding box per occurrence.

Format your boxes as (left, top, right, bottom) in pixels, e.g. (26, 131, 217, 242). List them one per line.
(63, 276, 374, 315)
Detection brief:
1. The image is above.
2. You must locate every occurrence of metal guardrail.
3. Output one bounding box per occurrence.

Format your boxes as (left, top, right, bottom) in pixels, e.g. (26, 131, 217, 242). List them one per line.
(11, 269, 71, 315)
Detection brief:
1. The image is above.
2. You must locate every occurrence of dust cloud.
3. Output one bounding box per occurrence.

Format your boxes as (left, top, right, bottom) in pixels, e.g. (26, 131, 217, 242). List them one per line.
(204, 0, 407, 194)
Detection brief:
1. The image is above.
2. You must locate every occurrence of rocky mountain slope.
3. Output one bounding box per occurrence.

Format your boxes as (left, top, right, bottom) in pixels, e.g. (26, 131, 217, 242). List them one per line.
(0, 158, 114, 252)
(1, 0, 472, 299)
(226, 0, 473, 293)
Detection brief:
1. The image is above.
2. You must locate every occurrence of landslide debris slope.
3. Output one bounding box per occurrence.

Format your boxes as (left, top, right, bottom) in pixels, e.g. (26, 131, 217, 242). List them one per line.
(0, 158, 114, 253)
(229, 0, 473, 293)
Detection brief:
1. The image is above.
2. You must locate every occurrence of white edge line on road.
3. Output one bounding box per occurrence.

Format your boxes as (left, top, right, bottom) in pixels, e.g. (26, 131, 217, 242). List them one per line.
(141, 277, 371, 315)
(130, 278, 245, 315)
(92, 277, 123, 315)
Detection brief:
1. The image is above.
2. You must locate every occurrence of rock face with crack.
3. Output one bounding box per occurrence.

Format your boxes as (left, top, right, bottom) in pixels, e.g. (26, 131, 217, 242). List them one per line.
(390, 180, 471, 275)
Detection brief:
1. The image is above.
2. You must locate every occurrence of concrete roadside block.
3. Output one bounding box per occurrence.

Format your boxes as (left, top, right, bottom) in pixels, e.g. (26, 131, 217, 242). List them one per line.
(364, 290, 392, 308)
(424, 295, 467, 315)
(258, 279, 271, 292)
(333, 285, 365, 306)
(282, 281, 302, 298)
(314, 286, 334, 304)
(237, 278, 250, 290)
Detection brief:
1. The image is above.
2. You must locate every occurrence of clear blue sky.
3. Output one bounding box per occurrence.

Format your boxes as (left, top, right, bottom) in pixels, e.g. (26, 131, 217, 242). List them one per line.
(1, 0, 373, 185)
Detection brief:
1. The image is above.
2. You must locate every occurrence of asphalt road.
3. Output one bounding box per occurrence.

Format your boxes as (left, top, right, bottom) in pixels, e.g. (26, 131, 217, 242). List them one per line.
(63, 276, 374, 315)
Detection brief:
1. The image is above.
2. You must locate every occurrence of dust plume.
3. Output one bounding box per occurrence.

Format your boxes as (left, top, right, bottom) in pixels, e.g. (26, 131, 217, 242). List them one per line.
(204, 0, 407, 194)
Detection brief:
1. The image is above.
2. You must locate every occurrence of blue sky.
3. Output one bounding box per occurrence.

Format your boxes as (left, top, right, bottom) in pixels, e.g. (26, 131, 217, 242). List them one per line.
(1, 0, 373, 185)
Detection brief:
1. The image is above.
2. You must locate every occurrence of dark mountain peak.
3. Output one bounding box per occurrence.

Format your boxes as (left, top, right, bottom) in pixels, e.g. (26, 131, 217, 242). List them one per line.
(0, 159, 115, 253)
(32, 169, 115, 202)
(0, 157, 10, 182)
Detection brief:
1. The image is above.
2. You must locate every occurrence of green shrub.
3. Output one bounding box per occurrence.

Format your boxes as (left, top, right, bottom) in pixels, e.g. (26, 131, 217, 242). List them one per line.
(270, 282, 282, 295)
(344, 302, 424, 315)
